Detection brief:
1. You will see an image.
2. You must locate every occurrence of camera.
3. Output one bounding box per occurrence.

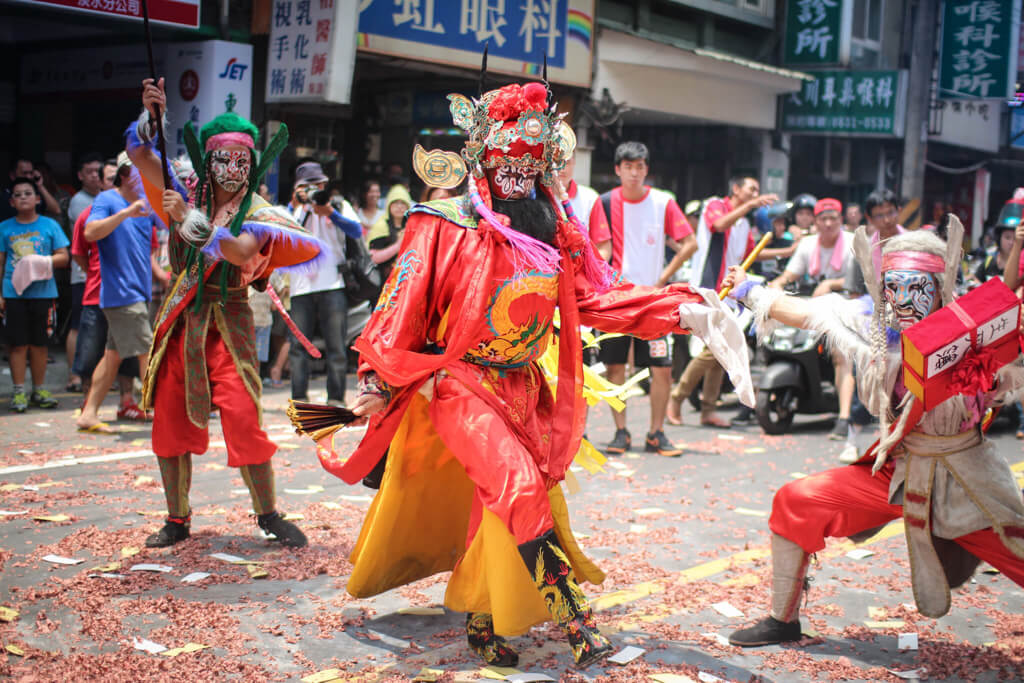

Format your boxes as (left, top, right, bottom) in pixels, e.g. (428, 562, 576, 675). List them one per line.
(312, 189, 332, 206)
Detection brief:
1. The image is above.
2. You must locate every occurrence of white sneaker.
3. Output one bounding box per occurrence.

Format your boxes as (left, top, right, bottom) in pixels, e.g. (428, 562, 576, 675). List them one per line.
(838, 443, 860, 464)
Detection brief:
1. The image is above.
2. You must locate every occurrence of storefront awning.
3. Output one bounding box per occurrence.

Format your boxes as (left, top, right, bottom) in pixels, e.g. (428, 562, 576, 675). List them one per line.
(594, 29, 811, 130)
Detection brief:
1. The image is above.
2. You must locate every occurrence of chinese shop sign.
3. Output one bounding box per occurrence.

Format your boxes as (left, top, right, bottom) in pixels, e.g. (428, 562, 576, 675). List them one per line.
(356, 0, 596, 87)
(266, 0, 359, 105)
(11, 0, 200, 28)
(781, 70, 908, 136)
(938, 0, 1022, 99)
(783, 0, 844, 66)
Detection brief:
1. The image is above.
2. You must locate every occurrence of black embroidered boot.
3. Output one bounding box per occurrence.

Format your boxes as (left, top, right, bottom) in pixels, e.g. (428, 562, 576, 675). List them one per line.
(518, 530, 613, 668)
(145, 515, 191, 548)
(466, 612, 519, 667)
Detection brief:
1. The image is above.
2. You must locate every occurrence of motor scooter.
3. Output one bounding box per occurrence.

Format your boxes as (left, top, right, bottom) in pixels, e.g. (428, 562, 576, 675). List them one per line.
(755, 322, 837, 434)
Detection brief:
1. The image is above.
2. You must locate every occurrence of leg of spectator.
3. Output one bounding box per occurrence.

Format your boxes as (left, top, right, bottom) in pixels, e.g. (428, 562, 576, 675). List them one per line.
(834, 352, 854, 421)
(77, 349, 121, 429)
(288, 293, 314, 401)
(28, 344, 48, 389)
(8, 345, 28, 387)
(648, 365, 673, 433)
(699, 356, 727, 426)
(319, 288, 348, 404)
(605, 363, 627, 430)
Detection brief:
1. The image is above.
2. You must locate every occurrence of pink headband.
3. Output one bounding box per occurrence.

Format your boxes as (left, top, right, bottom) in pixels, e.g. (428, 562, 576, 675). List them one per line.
(205, 132, 255, 152)
(881, 251, 945, 274)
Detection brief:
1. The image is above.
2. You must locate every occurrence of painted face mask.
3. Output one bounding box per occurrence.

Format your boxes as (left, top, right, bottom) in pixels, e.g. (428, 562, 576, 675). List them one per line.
(486, 164, 537, 200)
(883, 269, 937, 329)
(209, 149, 251, 193)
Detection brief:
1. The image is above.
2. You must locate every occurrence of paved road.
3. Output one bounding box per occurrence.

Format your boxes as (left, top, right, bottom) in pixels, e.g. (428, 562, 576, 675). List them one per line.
(1, 362, 1022, 681)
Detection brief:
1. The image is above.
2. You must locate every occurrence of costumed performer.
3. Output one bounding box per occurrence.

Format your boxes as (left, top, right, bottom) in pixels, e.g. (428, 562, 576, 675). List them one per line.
(722, 221, 1024, 647)
(127, 78, 326, 548)
(292, 65, 755, 669)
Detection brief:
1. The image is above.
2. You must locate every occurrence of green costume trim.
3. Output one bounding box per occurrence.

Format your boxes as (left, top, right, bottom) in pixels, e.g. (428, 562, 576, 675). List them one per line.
(240, 461, 276, 515)
(156, 453, 192, 518)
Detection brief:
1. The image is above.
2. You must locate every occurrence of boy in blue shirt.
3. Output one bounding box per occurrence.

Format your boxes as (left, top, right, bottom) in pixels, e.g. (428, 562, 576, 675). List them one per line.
(0, 178, 70, 412)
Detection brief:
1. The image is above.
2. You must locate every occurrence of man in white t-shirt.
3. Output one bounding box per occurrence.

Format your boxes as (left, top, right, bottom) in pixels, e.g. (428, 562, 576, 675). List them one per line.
(596, 142, 696, 457)
(671, 175, 777, 428)
(287, 161, 363, 406)
(770, 198, 855, 440)
(557, 151, 611, 260)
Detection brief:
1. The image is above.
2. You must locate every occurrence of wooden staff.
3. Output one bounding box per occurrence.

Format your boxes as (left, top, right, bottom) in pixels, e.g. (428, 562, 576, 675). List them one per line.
(141, 0, 172, 190)
(718, 232, 773, 300)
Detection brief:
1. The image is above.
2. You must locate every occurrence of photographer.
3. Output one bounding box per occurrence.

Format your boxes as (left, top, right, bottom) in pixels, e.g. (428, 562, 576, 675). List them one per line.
(288, 161, 362, 407)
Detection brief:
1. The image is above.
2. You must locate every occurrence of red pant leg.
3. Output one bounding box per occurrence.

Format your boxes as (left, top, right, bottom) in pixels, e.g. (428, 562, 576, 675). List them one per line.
(955, 527, 1024, 588)
(205, 327, 277, 468)
(152, 329, 210, 458)
(770, 462, 904, 554)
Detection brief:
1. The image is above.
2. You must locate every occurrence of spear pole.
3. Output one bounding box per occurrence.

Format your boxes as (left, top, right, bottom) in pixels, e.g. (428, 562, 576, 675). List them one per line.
(141, 0, 172, 190)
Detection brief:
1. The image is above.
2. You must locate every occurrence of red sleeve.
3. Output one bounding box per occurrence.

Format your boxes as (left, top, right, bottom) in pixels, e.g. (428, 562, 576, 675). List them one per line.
(151, 225, 159, 251)
(71, 207, 90, 256)
(703, 198, 729, 233)
(588, 198, 611, 243)
(1018, 250, 1024, 278)
(664, 198, 692, 241)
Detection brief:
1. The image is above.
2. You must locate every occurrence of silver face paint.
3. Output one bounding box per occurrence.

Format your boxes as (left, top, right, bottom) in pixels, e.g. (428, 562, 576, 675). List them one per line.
(883, 269, 937, 329)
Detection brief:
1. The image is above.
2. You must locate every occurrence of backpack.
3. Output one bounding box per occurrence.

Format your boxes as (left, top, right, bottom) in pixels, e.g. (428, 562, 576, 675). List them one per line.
(338, 233, 382, 306)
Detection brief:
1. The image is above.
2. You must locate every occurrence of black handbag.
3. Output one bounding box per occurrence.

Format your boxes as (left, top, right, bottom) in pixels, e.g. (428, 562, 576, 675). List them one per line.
(338, 234, 382, 306)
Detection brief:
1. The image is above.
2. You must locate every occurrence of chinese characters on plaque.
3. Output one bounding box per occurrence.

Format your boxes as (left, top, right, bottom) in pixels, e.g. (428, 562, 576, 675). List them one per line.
(265, 0, 359, 104)
(939, 0, 1020, 99)
(783, 0, 843, 65)
(781, 70, 907, 136)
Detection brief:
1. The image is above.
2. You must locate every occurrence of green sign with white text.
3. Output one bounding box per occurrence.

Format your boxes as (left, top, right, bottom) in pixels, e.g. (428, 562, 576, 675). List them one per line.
(784, 0, 843, 66)
(938, 0, 1021, 99)
(780, 70, 907, 136)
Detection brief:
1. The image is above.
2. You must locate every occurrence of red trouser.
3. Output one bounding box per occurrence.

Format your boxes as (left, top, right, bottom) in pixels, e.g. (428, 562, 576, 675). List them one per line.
(152, 326, 277, 467)
(770, 461, 1024, 587)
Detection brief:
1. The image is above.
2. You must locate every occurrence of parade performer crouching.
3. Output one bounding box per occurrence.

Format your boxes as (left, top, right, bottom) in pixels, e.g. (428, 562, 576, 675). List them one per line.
(288, 64, 754, 668)
(126, 78, 326, 548)
(723, 220, 1024, 647)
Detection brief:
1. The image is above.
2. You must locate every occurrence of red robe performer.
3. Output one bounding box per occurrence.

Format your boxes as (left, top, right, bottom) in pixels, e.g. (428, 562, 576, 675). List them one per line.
(291, 66, 754, 668)
(127, 79, 325, 548)
(723, 220, 1024, 647)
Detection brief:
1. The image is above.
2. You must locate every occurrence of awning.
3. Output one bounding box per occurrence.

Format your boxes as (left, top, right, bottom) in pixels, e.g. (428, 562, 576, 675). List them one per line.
(593, 29, 811, 130)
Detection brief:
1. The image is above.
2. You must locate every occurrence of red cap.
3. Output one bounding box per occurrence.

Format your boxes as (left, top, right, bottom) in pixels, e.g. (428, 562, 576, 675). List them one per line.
(814, 198, 842, 215)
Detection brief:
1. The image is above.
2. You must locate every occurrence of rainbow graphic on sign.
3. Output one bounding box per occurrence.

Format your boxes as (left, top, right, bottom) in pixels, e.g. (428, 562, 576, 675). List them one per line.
(568, 9, 593, 49)
(357, 33, 369, 48)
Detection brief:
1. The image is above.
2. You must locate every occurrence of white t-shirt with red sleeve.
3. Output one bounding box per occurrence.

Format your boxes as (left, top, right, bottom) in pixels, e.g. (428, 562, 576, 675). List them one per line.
(604, 186, 692, 287)
(689, 196, 754, 290)
(567, 180, 611, 246)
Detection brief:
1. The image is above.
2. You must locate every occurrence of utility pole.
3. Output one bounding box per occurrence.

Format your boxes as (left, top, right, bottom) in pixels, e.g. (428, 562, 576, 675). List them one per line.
(899, 0, 938, 222)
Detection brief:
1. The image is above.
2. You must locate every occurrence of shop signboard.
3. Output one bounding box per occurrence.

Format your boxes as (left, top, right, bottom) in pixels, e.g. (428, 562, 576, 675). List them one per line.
(938, 0, 1021, 99)
(356, 0, 595, 88)
(165, 41, 254, 160)
(265, 0, 360, 105)
(21, 45, 163, 95)
(11, 0, 200, 28)
(783, 0, 845, 66)
(930, 98, 1002, 152)
(780, 70, 908, 136)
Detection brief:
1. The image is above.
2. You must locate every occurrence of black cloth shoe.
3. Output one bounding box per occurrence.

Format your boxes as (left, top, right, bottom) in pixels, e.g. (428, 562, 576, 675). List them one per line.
(645, 430, 682, 457)
(518, 531, 613, 668)
(829, 418, 849, 441)
(728, 616, 802, 647)
(466, 612, 519, 667)
(257, 511, 308, 548)
(145, 518, 190, 548)
(604, 428, 631, 455)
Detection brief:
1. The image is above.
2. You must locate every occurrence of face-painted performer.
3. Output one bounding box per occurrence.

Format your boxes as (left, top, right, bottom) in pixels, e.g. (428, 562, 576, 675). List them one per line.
(721, 223, 1024, 647)
(288, 58, 755, 669)
(125, 79, 326, 548)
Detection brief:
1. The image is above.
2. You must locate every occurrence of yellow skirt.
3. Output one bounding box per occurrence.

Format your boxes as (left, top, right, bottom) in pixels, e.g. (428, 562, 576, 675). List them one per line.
(347, 392, 605, 636)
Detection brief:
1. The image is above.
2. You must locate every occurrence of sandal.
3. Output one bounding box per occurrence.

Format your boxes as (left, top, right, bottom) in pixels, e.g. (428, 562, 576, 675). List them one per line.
(65, 381, 83, 393)
(77, 422, 119, 434)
